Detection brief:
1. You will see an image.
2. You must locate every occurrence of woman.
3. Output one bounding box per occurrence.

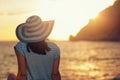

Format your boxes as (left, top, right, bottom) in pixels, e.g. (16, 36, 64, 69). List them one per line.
(7, 15, 61, 80)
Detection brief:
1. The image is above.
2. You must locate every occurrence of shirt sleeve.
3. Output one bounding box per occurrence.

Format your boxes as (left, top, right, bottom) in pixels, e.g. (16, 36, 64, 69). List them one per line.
(14, 42, 25, 57)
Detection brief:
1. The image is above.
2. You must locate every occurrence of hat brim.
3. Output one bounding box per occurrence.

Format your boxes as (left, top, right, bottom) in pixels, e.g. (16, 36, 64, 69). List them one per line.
(16, 20, 54, 42)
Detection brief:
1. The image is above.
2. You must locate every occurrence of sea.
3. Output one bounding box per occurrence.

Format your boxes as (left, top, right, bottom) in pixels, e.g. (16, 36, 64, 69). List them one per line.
(0, 41, 120, 80)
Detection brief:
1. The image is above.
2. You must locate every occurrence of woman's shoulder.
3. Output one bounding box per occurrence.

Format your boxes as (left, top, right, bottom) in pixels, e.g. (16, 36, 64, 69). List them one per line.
(15, 41, 26, 47)
(14, 42, 27, 56)
(47, 41, 60, 57)
(47, 41, 60, 52)
(47, 41, 59, 48)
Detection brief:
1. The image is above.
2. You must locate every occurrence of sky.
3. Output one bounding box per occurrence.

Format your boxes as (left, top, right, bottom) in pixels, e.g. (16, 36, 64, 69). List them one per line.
(0, 0, 115, 41)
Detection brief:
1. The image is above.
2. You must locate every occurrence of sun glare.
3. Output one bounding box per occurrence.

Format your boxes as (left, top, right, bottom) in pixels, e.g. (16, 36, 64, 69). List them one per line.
(0, 0, 114, 41)
(32, 0, 114, 40)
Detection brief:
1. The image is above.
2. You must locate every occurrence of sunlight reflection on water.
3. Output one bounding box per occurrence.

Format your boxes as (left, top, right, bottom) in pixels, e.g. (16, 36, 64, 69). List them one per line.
(79, 62, 96, 71)
(58, 41, 120, 80)
(69, 61, 101, 77)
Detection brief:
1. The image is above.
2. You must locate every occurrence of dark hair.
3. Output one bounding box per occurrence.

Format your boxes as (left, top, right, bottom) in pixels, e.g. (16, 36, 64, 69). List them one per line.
(27, 40, 51, 55)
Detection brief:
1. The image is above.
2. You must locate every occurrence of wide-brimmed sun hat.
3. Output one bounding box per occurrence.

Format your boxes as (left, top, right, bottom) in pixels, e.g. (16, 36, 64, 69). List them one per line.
(16, 15, 54, 42)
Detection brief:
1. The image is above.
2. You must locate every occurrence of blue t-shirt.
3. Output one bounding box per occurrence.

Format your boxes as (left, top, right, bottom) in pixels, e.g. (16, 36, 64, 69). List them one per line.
(15, 41, 60, 80)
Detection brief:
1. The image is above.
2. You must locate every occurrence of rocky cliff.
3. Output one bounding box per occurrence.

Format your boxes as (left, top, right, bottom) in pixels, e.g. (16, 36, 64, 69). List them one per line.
(69, 0, 120, 41)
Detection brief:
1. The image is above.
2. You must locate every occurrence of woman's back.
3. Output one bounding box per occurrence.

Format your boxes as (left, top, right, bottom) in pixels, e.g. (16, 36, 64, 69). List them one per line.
(15, 41, 60, 80)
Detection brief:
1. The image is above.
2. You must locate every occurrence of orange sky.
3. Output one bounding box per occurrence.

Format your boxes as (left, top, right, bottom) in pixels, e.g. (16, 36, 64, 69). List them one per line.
(0, 0, 114, 41)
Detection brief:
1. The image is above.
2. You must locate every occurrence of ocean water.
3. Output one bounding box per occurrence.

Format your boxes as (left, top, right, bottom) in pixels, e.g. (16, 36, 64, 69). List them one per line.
(0, 41, 120, 80)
